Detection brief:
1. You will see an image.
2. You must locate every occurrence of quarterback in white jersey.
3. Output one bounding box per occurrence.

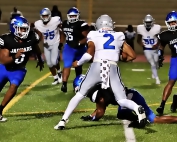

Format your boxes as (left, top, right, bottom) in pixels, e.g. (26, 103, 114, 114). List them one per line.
(34, 8, 63, 85)
(137, 14, 161, 84)
(54, 15, 147, 130)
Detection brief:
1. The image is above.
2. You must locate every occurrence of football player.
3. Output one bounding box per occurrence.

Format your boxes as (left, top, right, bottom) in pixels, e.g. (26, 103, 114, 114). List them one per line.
(0, 16, 44, 121)
(61, 7, 90, 93)
(137, 14, 161, 84)
(34, 8, 63, 85)
(74, 75, 177, 125)
(156, 11, 177, 115)
(54, 14, 147, 130)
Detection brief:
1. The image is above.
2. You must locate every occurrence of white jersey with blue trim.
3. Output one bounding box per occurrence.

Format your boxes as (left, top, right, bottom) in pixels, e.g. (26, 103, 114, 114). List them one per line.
(137, 24, 161, 48)
(87, 30, 125, 62)
(34, 16, 61, 45)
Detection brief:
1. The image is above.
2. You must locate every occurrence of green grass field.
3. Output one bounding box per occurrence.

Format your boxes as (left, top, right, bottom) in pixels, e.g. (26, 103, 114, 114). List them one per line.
(1, 60, 177, 142)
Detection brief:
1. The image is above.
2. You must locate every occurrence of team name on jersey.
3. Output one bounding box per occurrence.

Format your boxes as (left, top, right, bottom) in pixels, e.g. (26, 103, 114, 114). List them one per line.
(63, 28, 73, 32)
(170, 38, 177, 45)
(10, 46, 32, 53)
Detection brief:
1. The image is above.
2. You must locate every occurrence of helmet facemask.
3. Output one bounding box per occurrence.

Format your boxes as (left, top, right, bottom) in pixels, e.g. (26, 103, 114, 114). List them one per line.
(13, 24, 30, 39)
(67, 14, 79, 23)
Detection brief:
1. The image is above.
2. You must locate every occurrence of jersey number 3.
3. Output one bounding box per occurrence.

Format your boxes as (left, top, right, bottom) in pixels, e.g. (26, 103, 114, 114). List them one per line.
(15, 54, 25, 64)
(103, 34, 115, 49)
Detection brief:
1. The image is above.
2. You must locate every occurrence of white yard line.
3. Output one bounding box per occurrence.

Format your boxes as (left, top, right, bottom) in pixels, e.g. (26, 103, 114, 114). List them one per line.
(122, 120, 136, 142)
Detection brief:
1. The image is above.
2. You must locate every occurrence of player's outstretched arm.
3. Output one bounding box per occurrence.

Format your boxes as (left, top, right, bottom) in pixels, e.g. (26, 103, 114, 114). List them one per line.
(79, 30, 89, 45)
(0, 48, 24, 64)
(154, 116, 177, 123)
(122, 42, 136, 61)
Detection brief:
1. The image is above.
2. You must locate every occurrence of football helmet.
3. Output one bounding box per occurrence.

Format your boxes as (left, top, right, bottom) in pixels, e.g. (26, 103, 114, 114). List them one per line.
(165, 11, 177, 31)
(73, 74, 85, 93)
(10, 16, 30, 39)
(40, 8, 51, 23)
(67, 7, 80, 23)
(143, 14, 154, 29)
(95, 14, 114, 30)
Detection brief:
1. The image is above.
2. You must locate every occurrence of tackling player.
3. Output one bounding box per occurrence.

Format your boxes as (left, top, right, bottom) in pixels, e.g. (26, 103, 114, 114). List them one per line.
(0, 16, 44, 121)
(61, 7, 90, 92)
(137, 14, 161, 84)
(156, 11, 177, 115)
(34, 8, 63, 85)
(54, 14, 147, 130)
(74, 75, 177, 125)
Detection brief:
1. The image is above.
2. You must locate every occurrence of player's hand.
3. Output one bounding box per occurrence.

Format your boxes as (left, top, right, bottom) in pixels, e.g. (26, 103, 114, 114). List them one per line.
(36, 61, 44, 71)
(72, 61, 78, 68)
(15, 49, 24, 58)
(80, 115, 93, 121)
(43, 42, 49, 48)
(158, 56, 164, 68)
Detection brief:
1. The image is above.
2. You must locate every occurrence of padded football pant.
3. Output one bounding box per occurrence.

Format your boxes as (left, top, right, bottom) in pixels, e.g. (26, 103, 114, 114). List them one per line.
(44, 42, 60, 67)
(144, 50, 159, 68)
(79, 62, 126, 101)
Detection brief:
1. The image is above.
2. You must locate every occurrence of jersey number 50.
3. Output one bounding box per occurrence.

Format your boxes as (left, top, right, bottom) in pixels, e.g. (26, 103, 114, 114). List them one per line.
(103, 34, 115, 49)
(143, 39, 155, 45)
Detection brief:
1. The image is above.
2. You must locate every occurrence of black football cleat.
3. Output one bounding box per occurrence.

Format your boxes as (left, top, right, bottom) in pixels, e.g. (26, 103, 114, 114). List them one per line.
(61, 84, 67, 93)
(156, 106, 164, 115)
(171, 95, 177, 113)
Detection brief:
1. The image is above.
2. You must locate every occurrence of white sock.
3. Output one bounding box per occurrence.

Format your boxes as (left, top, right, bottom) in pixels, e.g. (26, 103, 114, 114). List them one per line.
(151, 66, 158, 78)
(117, 99, 139, 112)
(57, 70, 61, 73)
(53, 74, 58, 79)
(62, 92, 85, 120)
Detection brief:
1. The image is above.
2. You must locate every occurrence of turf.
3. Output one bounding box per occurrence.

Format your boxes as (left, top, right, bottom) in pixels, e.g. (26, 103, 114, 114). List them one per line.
(1, 61, 177, 142)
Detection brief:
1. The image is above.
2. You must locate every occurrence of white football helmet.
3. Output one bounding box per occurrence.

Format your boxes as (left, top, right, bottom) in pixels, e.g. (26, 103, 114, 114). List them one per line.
(143, 14, 155, 28)
(40, 8, 51, 23)
(95, 14, 114, 30)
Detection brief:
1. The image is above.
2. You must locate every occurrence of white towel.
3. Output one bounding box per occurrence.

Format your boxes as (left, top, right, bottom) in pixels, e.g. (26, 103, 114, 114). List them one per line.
(100, 59, 111, 89)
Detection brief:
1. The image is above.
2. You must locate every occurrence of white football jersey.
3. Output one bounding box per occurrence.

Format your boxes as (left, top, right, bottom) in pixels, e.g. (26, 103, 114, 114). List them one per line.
(137, 24, 161, 48)
(87, 30, 125, 62)
(34, 16, 61, 45)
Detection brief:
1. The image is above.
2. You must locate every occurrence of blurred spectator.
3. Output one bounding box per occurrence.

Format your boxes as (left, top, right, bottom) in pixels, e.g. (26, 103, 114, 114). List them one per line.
(51, 5, 62, 21)
(10, 7, 23, 20)
(0, 8, 2, 21)
(124, 25, 136, 50)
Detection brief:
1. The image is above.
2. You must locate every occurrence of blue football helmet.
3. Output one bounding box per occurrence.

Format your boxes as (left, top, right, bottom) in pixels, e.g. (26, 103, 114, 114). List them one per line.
(10, 16, 30, 39)
(67, 7, 80, 23)
(165, 11, 177, 31)
(73, 74, 85, 93)
(40, 8, 51, 23)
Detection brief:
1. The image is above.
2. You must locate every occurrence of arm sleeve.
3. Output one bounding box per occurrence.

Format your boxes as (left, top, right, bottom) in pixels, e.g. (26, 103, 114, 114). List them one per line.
(80, 21, 89, 31)
(157, 33, 167, 47)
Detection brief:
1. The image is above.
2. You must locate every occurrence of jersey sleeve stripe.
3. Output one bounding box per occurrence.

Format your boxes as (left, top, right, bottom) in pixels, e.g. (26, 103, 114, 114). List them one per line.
(0, 38, 4, 46)
(81, 23, 88, 27)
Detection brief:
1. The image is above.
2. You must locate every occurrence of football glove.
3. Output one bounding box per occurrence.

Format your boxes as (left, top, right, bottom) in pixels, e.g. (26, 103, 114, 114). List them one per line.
(36, 61, 44, 71)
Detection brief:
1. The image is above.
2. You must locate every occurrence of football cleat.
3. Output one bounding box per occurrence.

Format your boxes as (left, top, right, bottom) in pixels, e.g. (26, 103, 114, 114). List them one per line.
(52, 79, 59, 85)
(58, 72, 62, 83)
(171, 94, 177, 113)
(135, 106, 147, 128)
(155, 78, 161, 85)
(156, 106, 164, 115)
(0, 115, 7, 122)
(54, 119, 69, 130)
(61, 84, 67, 93)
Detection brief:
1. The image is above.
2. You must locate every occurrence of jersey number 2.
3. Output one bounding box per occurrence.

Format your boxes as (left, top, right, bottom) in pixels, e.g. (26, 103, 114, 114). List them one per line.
(103, 34, 115, 49)
(15, 54, 25, 64)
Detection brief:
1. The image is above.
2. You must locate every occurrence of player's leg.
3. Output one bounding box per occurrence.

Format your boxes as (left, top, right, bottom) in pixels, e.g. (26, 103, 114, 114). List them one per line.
(54, 62, 101, 130)
(156, 57, 177, 115)
(74, 46, 87, 77)
(110, 65, 146, 127)
(144, 50, 160, 84)
(44, 47, 58, 85)
(51, 43, 62, 83)
(0, 68, 26, 121)
(61, 44, 76, 92)
(170, 94, 177, 112)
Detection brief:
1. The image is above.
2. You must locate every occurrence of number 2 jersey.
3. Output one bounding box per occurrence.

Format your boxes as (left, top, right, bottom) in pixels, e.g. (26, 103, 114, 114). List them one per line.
(87, 30, 125, 62)
(137, 24, 161, 49)
(0, 31, 39, 70)
(158, 30, 177, 57)
(34, 16, 61, 45)
(62, 20, 89, 48)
